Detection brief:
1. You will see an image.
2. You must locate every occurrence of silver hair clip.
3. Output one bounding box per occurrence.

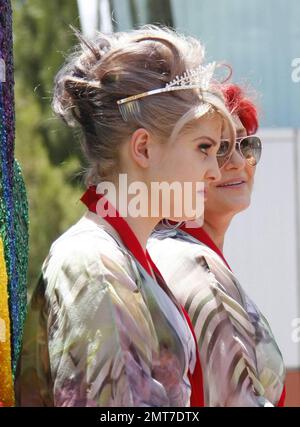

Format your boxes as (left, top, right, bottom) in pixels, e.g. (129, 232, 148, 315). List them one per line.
(117, 62, 217, 122)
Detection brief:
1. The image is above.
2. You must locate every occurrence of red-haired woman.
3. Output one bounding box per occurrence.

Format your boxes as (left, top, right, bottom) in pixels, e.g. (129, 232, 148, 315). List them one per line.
(148, 84, 286, 407)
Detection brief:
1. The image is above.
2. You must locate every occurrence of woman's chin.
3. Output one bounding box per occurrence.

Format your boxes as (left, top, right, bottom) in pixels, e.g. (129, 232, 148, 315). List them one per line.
(222, 197, 251, 215)
(205, 196, 251, 218)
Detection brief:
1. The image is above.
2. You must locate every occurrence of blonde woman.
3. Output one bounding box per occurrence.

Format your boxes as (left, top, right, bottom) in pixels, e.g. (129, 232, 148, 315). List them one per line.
(15, 27, 235, 407)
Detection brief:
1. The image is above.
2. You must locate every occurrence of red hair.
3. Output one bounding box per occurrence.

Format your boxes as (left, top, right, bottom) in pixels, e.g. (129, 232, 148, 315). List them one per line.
(221, 84, 258, 135)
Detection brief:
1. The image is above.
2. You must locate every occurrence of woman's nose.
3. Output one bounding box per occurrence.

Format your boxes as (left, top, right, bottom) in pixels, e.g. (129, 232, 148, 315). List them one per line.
(225, 147, 246, 170)
(205, 156, 221, 183)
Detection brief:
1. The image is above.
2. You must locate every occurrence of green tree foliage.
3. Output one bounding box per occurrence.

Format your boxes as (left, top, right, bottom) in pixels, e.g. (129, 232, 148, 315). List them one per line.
(12, 0, 86, 288)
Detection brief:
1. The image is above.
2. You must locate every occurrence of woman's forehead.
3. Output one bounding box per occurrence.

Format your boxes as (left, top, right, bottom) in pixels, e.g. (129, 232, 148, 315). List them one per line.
(233, 115, 247, 136)
(221, 115, 246, 139)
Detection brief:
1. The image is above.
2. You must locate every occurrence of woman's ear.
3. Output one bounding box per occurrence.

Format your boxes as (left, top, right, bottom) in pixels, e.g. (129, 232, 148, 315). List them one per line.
(129, 128, 152, 168)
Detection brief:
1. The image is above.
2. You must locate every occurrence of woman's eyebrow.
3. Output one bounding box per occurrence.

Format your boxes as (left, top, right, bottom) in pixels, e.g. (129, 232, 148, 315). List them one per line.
(192, 136, 218, 146)
(221, 128, 246, 139)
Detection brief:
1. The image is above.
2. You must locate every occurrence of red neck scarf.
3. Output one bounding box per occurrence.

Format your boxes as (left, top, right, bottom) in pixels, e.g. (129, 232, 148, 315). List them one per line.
(178, 221, 286, 407)
(179, 222, 232, 270)
(80, 186, 204, 406)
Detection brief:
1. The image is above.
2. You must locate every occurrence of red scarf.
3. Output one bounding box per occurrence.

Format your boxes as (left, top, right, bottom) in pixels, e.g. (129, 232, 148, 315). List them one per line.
(80, 186, 204, 407)
(179, 223, 286, 407)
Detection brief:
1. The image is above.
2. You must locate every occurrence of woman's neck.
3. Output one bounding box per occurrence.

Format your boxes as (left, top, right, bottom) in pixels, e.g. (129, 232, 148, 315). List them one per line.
(106, 178, 158, 251)
(124, 215, 158, 251)
(203, 213, 234, 252)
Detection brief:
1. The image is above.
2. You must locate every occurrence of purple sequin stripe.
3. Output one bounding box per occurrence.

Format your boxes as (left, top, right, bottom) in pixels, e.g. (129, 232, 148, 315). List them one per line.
(0, 0, 22, 376)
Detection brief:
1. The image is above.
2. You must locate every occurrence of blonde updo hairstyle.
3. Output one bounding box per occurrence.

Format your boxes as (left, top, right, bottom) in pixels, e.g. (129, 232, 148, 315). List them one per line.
(52, 25, 235, 185)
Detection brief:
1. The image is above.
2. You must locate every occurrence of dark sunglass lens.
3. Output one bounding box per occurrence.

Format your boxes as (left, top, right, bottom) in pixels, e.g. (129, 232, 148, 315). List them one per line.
(217, 140, 230, 156)
(240, 136, 262, 166)
(216, 140, 231, 168)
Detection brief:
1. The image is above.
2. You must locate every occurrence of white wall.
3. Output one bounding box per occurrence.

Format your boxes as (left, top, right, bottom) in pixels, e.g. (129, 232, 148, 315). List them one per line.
(224, 128, 300, 369)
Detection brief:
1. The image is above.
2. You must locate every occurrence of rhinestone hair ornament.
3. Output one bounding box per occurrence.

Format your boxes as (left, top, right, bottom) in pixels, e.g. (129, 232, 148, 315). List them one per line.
(117, 61, 218, 122)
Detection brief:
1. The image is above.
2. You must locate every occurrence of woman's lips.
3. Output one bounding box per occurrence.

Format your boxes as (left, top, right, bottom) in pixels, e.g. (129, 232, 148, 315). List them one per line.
(216, 180, 246, 189)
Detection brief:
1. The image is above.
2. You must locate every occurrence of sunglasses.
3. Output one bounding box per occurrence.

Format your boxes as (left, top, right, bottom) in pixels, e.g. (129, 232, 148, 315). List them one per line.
(217, 135, 262, 167)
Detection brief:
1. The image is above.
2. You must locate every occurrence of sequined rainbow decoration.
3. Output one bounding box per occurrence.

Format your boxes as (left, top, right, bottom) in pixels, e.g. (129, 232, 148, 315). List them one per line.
(0, 238, 14, 406)
(0, 0, 29, 406)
